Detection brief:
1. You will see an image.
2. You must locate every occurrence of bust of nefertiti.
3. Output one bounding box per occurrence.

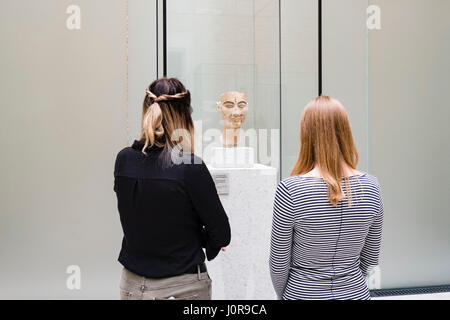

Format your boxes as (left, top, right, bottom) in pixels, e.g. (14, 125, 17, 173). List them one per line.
(216, 91, 249, 147)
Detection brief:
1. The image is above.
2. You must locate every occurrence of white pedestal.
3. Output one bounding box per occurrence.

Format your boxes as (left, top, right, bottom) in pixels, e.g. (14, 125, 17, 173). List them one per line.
(211, 147, 254, 168)
(206, 164, 278, 300)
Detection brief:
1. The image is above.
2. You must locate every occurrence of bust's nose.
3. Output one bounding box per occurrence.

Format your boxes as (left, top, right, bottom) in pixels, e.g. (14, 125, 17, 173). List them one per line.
(231, 106, 241, 116)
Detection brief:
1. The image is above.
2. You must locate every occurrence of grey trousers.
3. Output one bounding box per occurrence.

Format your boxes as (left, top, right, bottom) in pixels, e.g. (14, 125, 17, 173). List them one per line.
(119, 266, 212, 300)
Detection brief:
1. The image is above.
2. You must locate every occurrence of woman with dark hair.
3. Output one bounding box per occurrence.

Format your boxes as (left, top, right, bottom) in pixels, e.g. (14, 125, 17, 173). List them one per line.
(270, 96, 384, 300)
(114, 77, 231, 300)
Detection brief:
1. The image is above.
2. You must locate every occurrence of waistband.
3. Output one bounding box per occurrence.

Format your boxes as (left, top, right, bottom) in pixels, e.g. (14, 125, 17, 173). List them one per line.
(184, 263, 207, 275)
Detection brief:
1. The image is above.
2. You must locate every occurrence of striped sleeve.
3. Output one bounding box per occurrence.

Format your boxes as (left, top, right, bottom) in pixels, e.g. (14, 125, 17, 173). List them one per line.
(359, 183, 384, 277)
(270, 181, 295, 299)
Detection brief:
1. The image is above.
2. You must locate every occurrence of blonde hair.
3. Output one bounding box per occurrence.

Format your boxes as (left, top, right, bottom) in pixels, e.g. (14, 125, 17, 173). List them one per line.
(291, 96, 359, 207)
(140, 78, 195, 165)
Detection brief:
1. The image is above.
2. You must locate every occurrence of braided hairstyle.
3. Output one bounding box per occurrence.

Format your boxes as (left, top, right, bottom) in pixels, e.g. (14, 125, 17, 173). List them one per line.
(140, 78, 194, 166)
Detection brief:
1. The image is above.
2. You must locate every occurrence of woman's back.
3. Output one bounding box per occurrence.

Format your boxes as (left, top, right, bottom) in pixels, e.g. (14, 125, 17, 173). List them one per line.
(114, 78, 231, 300)
(114, 140, 230, 279)
(270, 173, 383, 300)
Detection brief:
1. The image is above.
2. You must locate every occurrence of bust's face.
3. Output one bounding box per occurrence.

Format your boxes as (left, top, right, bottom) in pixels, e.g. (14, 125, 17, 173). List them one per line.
(217, 92, 248, 129)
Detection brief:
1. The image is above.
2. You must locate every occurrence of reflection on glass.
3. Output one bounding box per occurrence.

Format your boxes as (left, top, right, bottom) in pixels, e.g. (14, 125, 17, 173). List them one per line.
(167, 0, 280, 169)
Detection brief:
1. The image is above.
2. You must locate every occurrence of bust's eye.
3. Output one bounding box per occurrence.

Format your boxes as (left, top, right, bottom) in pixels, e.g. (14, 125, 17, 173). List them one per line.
(238, 103, 247, 108)
(224, 103, 234, 108)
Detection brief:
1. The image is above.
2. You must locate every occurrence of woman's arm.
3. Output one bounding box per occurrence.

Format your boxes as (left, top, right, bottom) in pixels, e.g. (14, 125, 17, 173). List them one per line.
(184, 159, 231, 260)
(270, 181, 295, 300)
(360, 184, 384, 277)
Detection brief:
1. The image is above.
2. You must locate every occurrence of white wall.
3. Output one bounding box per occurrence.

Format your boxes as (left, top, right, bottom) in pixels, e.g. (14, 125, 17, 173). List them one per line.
(0, 0, 156, 299)
(323, 0, 450, 288)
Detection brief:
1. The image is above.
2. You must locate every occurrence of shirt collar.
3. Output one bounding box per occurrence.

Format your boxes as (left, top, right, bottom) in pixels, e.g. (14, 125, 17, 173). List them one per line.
(131, 140, 164, 152)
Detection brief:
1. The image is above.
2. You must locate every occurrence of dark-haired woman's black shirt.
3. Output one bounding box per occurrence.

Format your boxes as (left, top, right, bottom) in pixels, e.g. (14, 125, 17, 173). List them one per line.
(113, 140, 231, 278)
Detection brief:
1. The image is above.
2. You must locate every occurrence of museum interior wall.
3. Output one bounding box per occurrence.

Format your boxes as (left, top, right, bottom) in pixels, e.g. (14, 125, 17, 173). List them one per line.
(0, 0, 449, 299)
(323, 0, 450, 288)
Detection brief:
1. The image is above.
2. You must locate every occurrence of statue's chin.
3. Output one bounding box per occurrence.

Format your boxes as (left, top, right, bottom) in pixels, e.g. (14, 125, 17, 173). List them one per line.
(223, 121, 242, 130)
(231, 121, 242, 129)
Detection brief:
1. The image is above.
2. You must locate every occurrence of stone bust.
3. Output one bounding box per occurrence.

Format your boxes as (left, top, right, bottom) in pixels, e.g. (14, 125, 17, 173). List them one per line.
(216, 91, 249, 147)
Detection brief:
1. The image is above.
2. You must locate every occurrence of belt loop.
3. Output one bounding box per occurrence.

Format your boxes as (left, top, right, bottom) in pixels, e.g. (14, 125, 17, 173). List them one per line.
(197, 265, 201, 280)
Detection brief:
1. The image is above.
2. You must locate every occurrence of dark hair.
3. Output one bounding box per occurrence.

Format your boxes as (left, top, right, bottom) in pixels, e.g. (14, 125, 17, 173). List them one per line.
(140, 77, 194, 167)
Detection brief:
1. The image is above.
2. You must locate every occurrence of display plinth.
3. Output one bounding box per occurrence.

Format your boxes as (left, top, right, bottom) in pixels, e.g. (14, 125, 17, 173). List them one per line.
(211, 147, 254, 168)
(206, 163, 277, 300)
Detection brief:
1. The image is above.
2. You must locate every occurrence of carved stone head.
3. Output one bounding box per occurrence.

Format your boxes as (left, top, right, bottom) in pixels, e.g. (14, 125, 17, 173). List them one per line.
(217, 91, 248, 130)
(216, 92, 249, 147)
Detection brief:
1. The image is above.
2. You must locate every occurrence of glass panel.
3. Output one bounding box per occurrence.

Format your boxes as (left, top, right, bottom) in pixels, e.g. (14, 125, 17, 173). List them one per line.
(369, 0, 450, 288)
(280, 0, 318, 178)
(322, 0, 369, 173)
(324, 0, 450, 288)
(0, 0, 156, 298)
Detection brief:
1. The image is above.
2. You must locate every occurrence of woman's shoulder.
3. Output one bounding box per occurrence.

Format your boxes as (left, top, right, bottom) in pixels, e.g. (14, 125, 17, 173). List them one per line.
(114, 147, 135, 174)
(358, 173, 382, 193)
(277, 175, 321, 194)
(114, 146, 137, 164)
(281, 174, 326, 185)
(174, 152, 205, 167)
(116, 146, 134, 158)
(279, 172, 381, 190)
(175, 153, 209, 176)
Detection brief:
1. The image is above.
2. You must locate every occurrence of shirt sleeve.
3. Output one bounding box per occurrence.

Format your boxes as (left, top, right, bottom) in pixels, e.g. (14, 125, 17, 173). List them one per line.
(184, 159, 231, 260)
(270, 181, 295, 300)
(113, 150, 123, 193)
(360, 183, 384, 277)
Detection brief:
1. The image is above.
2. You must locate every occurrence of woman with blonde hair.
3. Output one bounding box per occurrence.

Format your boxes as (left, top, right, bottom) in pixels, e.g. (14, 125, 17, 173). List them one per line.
(114, 77, 231, 300)
(270, 96, 384, 300)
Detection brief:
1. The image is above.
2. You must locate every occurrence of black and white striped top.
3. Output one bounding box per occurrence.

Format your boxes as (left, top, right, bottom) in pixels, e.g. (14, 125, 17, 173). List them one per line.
(269, 174, 383, 300)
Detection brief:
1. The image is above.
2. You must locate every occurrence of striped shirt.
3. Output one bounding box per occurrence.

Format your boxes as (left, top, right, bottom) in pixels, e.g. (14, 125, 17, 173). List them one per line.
(269, 174, 384, 300)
